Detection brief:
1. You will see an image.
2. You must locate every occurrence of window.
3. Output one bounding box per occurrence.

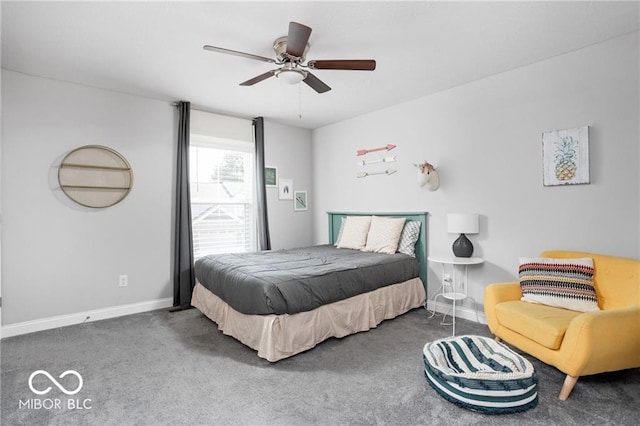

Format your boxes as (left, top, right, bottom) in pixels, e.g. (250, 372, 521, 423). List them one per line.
(190, 134, 256, 259)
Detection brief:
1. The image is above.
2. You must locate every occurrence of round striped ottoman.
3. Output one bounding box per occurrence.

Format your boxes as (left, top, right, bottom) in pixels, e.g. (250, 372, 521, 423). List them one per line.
(422, 335, 538, 414)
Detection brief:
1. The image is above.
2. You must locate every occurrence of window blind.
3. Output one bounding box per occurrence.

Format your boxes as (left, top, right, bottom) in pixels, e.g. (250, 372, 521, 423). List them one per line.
(189, 112, 256, 258)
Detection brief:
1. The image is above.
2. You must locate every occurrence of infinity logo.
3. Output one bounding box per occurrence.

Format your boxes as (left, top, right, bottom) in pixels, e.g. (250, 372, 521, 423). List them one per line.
(28, 370, 83, 396)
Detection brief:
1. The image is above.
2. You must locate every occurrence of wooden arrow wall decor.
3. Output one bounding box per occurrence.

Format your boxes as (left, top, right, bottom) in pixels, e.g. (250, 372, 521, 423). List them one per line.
(357, 169, 397, 178)
(356, 144, 396, 156)
(356, 156, 396, 166)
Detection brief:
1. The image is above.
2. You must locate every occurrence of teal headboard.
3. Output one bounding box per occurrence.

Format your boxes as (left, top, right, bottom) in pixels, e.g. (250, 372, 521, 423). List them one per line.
(327, 212, 428, 293)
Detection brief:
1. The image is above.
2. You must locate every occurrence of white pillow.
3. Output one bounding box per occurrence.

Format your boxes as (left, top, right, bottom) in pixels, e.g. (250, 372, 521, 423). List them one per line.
(336, 216, 372, 250)
(364, 216, 406, 254)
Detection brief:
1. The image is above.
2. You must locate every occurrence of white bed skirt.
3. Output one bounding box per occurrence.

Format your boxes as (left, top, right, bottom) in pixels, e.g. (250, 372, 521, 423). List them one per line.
(191, 278, 426, 362)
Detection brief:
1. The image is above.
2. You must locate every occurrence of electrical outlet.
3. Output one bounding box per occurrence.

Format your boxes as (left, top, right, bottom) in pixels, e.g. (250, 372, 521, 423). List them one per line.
(119, 275, 128, 287)
(443, 273, 452, 283)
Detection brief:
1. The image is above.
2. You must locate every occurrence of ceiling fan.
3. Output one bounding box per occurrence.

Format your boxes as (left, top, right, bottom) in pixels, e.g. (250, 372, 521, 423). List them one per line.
(203, 21, 376, 94)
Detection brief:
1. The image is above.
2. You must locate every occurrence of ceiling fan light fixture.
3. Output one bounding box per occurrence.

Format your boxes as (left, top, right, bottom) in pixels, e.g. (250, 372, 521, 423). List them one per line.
(275, 68, 307, 85)
(204, 21, 375, 93)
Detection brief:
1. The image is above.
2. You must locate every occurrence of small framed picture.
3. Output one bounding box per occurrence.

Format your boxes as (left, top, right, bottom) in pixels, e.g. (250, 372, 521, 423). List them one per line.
(278, 179, 293, 200)
(265, 166, 277, 187)
(294, 191, 308, 211)
(542, 126, 589, 186)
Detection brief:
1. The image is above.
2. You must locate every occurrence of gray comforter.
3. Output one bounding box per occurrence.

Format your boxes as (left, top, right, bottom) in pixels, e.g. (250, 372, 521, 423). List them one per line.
(194, 245, 420, 315)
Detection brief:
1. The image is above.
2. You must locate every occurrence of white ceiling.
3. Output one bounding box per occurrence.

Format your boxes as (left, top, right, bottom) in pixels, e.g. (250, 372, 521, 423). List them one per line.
(2, 1, 638, 129)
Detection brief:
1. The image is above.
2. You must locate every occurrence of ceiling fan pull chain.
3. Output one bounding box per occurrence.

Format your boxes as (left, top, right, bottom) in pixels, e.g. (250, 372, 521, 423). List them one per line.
(298, 83, 303, 119)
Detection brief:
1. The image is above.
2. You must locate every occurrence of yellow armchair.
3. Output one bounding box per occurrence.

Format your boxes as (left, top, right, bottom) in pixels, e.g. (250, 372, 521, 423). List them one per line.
(484, 251, 640, 400)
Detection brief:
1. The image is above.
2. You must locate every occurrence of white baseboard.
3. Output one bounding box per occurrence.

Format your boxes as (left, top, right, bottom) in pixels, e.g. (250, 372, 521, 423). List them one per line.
(1, 297, 173, 339)
(425, 299, 487, 325)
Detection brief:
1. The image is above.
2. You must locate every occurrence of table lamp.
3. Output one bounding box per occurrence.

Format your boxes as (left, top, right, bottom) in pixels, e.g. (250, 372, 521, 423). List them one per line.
(447, 213, 479, 257)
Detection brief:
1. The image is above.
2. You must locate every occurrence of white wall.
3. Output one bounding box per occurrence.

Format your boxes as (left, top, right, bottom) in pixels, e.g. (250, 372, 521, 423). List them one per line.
(311, 33, 639, 308)
(0, 70, 313, 331)
(0, 66, 3, 329)
(1, 70, 175, 326)
(263, 120, 313, 249)
(2, 33, 636, 330)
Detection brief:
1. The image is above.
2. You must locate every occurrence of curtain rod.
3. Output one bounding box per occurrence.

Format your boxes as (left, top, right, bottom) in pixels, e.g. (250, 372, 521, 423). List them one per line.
(171, 102, 257, 122)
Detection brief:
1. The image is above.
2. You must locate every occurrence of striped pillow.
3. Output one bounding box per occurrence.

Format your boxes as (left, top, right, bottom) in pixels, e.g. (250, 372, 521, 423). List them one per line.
(397, 221, 421, 257)
(334, 217, 346, 246)
(519, 257, 599, 312)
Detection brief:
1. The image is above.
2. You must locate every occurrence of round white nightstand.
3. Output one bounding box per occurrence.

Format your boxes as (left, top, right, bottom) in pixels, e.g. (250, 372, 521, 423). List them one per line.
(428, 256, 484, 336)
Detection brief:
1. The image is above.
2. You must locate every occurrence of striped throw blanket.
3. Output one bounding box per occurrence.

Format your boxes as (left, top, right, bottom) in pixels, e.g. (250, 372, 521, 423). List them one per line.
(423, 335, 538, 414)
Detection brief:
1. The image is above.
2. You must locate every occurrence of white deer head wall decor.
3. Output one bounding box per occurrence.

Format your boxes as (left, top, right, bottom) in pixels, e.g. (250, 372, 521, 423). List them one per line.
(414, 161, 440, 191)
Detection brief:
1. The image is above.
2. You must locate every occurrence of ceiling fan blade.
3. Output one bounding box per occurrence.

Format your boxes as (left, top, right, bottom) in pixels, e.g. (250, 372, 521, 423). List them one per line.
(240, 70, 276, 86)
(308, 60, 376, 71)
(303, 72, 331, 94)
(286, 22, 312, 58)
(203, 45, 275, 64)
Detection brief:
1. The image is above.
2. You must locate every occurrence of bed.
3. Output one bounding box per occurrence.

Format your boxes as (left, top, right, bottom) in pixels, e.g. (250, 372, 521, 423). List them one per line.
(191, 212, 428, 362)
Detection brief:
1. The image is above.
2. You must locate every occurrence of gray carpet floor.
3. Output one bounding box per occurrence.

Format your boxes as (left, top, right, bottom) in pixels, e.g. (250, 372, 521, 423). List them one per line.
(1, 307, 639, 425)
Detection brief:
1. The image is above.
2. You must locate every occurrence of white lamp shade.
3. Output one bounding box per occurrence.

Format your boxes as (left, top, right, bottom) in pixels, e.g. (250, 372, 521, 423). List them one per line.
(447, 213, 479, 234)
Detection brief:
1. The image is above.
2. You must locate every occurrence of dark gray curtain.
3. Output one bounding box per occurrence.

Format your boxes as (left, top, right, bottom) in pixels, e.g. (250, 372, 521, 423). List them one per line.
(173, 101, 195, 309)
(254, 117, 271, 251)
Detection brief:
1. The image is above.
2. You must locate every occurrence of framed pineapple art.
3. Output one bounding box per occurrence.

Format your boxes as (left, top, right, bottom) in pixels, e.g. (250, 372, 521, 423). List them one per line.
(542, 126, 589, 186)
